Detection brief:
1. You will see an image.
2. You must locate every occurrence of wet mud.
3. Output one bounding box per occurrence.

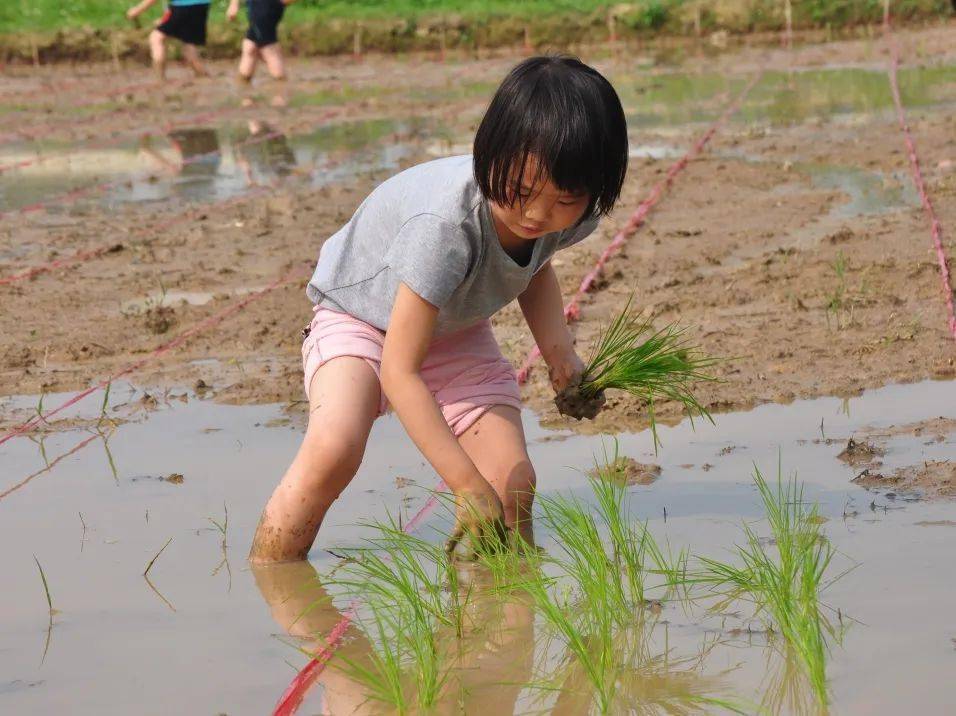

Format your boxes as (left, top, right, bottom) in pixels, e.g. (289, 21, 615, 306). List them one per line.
(2, 26, 955, 445)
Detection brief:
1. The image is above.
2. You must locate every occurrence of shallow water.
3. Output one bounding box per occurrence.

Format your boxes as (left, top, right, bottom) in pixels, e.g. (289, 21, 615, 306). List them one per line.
(621, 63, 956, 128)
(4, 61, 955, 216)
(1, 378, 955, 713)
(0, 116, 439, 212)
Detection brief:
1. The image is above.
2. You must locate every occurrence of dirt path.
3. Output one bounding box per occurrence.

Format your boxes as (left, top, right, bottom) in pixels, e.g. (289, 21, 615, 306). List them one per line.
(1, 25, 954, 435)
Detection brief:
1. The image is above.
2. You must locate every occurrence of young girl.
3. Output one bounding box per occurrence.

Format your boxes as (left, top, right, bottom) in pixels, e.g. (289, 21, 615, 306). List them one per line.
(250, 55, 629, 563)
(227, 0, 295, 107)
(126, 0, 211, 80)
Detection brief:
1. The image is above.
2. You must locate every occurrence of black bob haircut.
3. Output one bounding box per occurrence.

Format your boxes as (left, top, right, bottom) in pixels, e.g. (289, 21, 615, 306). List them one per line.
(473, 55, 628, 221)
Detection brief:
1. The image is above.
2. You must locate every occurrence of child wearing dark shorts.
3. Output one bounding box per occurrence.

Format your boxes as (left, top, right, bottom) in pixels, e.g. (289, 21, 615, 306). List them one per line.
(228, 0, 295, 107)
(127, 0, 210, 80)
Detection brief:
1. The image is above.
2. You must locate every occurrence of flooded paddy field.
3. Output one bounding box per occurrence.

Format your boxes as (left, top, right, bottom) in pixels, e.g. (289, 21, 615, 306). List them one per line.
(2, 379, 955, 713)
(2, 17, 956, 715)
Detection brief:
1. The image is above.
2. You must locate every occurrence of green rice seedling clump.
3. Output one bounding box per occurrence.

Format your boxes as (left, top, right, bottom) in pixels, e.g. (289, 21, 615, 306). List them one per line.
(327, 516, 467, 712)
(577, 297, 720, 446)
(695, 465, 843, 706)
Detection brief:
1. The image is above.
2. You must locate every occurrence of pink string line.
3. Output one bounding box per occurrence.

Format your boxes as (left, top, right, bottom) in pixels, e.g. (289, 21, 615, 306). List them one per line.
(515, 70, 764, 384)
(0, 432, 100, 501)
(270, 68, 765, 716)
(882, 12, 956, 341)
(0, 265, 308, 448)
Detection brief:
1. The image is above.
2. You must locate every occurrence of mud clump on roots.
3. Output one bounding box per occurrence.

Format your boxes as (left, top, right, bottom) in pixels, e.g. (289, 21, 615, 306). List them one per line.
(554, 385, 605, 421)
(588, 455, 661, 486)
(144, 305, 176, 335)
(837, 438, 884, 467)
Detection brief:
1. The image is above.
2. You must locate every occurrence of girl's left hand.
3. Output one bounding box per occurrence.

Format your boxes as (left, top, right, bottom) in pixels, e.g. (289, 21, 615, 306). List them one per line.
(548, 352, 606, 420)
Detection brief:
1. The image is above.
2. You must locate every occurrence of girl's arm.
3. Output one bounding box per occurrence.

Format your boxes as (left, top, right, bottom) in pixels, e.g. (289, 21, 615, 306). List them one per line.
(381, 283, 507, 552)
(226, 0, 240, 21)
(126, 0, 158, 20)
(518, 261, 604, 418)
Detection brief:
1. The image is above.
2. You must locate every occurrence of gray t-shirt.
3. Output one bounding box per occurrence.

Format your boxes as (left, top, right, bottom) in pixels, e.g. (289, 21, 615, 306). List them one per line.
(307, 154, 599, 335)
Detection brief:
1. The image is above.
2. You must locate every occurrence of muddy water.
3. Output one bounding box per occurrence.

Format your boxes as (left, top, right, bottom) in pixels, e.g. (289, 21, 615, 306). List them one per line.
(0, 116, 439, 212)
(4, 61, 956, 216)
(621, 64, 956, 128)
(2, 378, 955, 713)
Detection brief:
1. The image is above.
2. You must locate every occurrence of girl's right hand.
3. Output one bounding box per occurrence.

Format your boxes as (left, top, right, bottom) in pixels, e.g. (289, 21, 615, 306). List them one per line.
(445, 482, 508, 557)
(226, 1, 239, 21)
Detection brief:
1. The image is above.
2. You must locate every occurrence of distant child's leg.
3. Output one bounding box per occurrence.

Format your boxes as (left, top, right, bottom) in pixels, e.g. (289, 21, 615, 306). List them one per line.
(457, 406, 536, 545)
(238, 38, 259, 79)
(181, 43, 209, 77)
(249, 357, 381, 563)
(148, 30, 167, 80)
(260, 44, 287, 107)
(237, 39, 258, 106)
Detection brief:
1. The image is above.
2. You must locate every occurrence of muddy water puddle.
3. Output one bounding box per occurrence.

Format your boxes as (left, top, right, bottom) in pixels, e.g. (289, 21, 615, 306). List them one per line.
(621, 63, 956, 129)
(0, 116, 440, 213)
(5, 61, 956, 217)
(2, 378, 955, 713)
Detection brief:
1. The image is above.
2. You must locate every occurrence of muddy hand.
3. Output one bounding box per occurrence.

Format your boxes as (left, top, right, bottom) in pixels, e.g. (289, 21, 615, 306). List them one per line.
(553, 370, 606, 421)
(549, 354, 605, 421)
(445, 486, 508, 558)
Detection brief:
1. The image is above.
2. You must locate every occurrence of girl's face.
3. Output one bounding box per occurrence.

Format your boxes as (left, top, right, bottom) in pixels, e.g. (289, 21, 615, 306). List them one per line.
(490, 160, 590, 241)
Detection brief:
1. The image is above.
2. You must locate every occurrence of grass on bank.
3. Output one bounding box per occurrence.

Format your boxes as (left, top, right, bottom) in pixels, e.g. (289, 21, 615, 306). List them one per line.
(2, 0, 951, 40)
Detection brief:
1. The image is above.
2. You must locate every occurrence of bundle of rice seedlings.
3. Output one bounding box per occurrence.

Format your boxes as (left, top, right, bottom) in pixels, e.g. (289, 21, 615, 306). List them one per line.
(568, 297, 720, 447)
(694, 466, 845, 706)
(326, 516, 464, 711)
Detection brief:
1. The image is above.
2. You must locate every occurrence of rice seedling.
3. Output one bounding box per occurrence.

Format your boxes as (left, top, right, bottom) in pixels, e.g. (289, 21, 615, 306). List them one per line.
(34, 555, 53, 616)
(325, 515, 465, 711)
(693, 465, 843, 706)
(206, 502, 229, 549)
(523, 482, 669, 711)
(34, 555, 55, 664)
(575, 297, 720, 448)
(143, 536, 173, 577)
(97, 379, 112, 428)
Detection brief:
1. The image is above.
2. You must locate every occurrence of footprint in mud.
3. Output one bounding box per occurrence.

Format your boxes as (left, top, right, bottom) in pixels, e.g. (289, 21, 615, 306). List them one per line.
(144, 305, 176, 335)
(588, 455, 661, 486)
(837, 437, 885, 468)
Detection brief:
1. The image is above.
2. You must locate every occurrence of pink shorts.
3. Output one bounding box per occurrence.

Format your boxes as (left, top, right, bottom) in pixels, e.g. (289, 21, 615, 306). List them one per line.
(302, 307, 522, 437)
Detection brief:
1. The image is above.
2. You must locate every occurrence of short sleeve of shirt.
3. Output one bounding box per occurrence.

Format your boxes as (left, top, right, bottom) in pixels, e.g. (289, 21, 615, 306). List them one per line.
(385, 213, 473, 308)
(557, 215, 600, 251)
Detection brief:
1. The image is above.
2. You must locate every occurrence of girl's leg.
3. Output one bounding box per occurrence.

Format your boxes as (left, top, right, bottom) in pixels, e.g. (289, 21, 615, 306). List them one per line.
(238, 38, 259, 79)
(259, 43, 287, 107)
(181, 43, 209, 77)
(237, 39, 259, 106)
(457, 405, 536, 545)
(148, 30, 167, 80)
(249, 356, 381, 563)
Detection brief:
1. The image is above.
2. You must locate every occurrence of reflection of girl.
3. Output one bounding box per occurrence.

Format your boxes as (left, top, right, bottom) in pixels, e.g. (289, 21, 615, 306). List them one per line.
(251, 561, 534, 713)
(126, 0, 211, 80)
(233, 119, 297, 186)
(227, 0, 296, 107)
(138, 128, 221, 200)
(249, 56, 628, 564)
